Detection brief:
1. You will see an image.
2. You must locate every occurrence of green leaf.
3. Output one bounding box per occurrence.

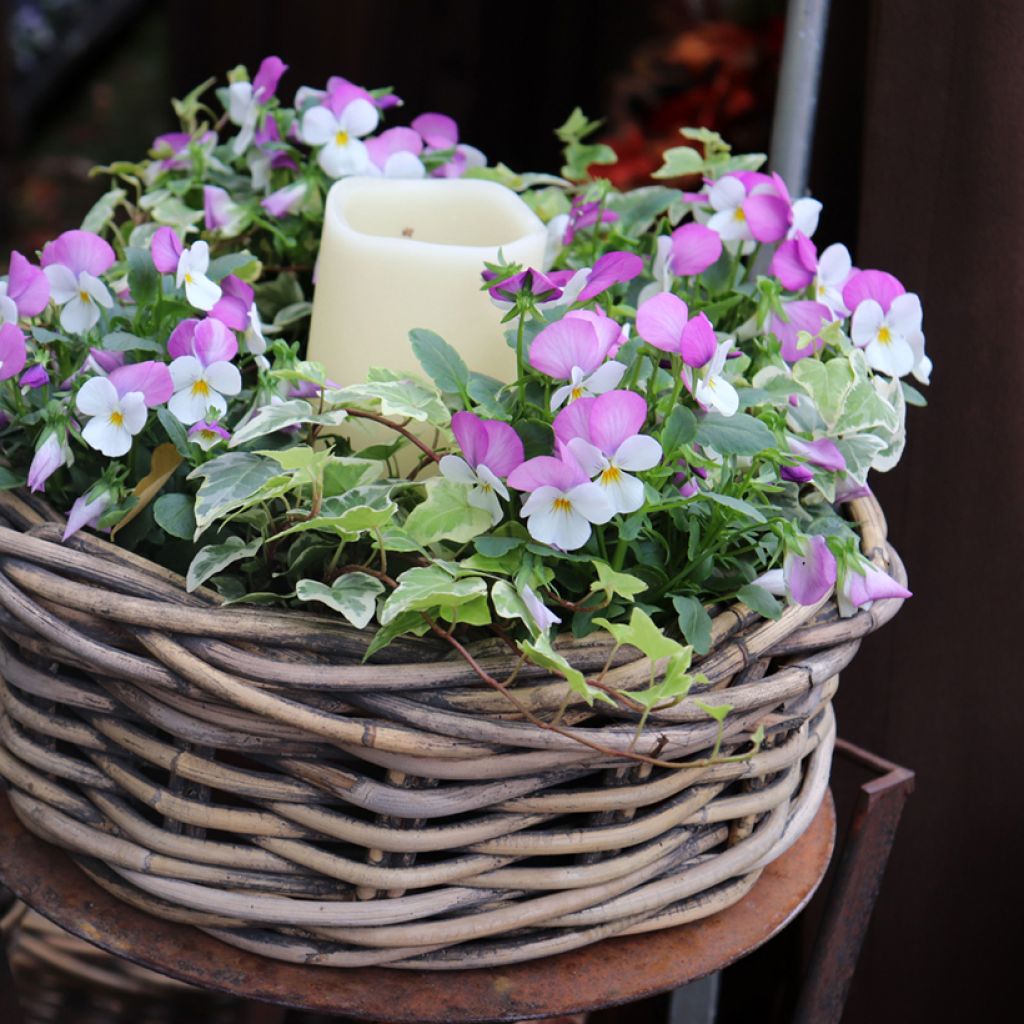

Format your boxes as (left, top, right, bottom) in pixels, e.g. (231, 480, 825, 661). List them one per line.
(410, 329, 470, 395)
(207, 251, 260, 282)
(696, 413, 777, 457)
(0, 466, 25, 491)
(837, 380, 900, 436)
(272, 487, 397, 542)
(792, 358, 857, 430)
(157, 407, 191, 457)
(590, 562, 648, 603)
(296, 574, 385, 629)
(696, 700, 733, 723)
(605, 186, 683, 236)
(555, 107, 617, 180)
(624, 651, 695, 710)
(736, 583, 783, 621)
(653, 144, 705, 179)
(901, 381, 928, 407)
(381, 566, 488, 625)
(153, 492, 196, 540)
(321, 457, 383, 496)
(491, 580, 536, 633)
(404, 479, 492, 546)
(188, 453, 283, 536)
(186, 536, 261, 591)
(101, 330, 165, 354)
(81, 187, 125, 233)
(661, 405, 698, 454)
(364, 611, 432, 660)
(229, 400, 348, 447)
(126, 246, 159, 307)
(672, 595, 713, 655)
(519, 633, 612, 705)
(475, 535, 525, 557)
(704, 492, 767, 524)
(327, 374, 449, 426)
(594, 607, 685, 662)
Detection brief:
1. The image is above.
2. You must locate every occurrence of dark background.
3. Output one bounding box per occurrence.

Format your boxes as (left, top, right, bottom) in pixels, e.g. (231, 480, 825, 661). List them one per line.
(1, 1, 1019, 1021)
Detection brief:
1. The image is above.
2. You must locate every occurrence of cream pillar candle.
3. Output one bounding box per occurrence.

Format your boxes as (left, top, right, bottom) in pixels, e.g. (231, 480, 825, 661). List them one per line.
(307, 177, 549, 389)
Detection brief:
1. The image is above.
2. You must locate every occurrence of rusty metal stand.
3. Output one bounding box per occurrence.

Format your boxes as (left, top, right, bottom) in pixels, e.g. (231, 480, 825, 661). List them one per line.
(792, 738, 915, 1024)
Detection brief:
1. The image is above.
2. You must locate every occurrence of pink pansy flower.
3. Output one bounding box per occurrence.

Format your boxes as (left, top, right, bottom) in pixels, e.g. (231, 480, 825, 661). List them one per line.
(63, 486, 112, 542)
(203, 186, 246, 235)
(521, 584, 561, 632)
(682, 337, 739, 417)
(576, 251, 644, 303)
(168, 317, 242, 425)
(1, 251, 50, 322)
(41, 230, 116, 334)
(755, 534, 837, 606)
(813, 244, 855, 315)
(556, 390, 663, 515)
(411, 113, 486, 178)
(209, 275, 254, 332)
(365, 127, 425, 179)
(670, 222, 723, 276)
(703, 173, 791, 245)
(636, 292, 717, 368)
(507, 454, 614, 551)
(837, 557, 911, 618)
(227, 56, 288, 155)
(27, 428, 70, 492)
(767, 172, 822, 241)
(781, 435, 846, 483)
(188, 420, 232, 451)
(76, 362, 173, 457)
(261, 181, 308, 219)
(20, 364, 49, 389)
(0, 323, 27, 381)
(529, 315, 627, 410)
(439, 411, 524, 525)
(772, 236, 856, 318)
(675, 461, 708, 499)
(176, 241, 222, 312)
(482, 267, 576, 310)
(843, 270, 929, 381)
(300, 89, 379, 178)
(147, 131, 217, 180)
(562, 196, 619, 246)
(835, 475, 872, 503)
(770, 300, 833, 363)
(151, 227, 183, 275)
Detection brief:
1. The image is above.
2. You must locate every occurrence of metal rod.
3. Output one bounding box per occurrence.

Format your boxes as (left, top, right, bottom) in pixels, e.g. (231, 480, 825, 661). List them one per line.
(769, 0, 833, 195)
(793, 738, 915, 1024)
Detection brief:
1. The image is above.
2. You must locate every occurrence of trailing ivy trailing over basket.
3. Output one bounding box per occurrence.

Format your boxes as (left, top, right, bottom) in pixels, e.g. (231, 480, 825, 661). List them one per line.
(0, 58, 918, 966)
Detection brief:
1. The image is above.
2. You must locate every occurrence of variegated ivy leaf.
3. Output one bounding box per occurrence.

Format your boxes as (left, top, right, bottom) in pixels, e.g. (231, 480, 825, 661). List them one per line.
(404, 479, 492, 547)
(296, 574, 385, 630)
(380, 566, 488, 625)
(186, 536, 261, 591)
(229, 399, 348, 447)
(518, 632, 613, 706)
(589, 562, 647, 603)
(188, 452, 285, 537)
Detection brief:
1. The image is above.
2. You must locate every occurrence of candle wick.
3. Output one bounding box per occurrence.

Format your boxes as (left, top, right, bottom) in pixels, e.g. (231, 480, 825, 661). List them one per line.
(401, 227, 415, 238)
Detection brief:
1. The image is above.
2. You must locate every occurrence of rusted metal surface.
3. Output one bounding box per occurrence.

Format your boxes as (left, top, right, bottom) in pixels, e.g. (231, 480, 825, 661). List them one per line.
(793, 739, 915, 1024)
(0, 789, 834, 1022)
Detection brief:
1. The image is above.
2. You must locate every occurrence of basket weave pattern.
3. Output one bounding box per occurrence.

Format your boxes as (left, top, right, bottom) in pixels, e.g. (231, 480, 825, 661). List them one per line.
(0, 490, 905, 969)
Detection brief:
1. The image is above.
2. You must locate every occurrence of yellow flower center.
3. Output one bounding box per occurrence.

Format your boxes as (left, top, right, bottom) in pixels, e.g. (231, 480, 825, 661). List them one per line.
(184, 272, 194, 284)
(108, 410, 124, 428)
(600, 465, 622, 485)
(877, 325, 892, 346)
(191, 378, 211, 398)
(570, 386, 585, 401)
(335, 130, 350, 146)
(552, 497, 573, 514)
(733, 207, 746, 222)
(78, 289, 92, 303)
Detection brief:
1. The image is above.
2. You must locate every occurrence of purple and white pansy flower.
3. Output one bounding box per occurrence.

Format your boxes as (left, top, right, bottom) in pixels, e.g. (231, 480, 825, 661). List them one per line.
(755, 534, 838, 607)
(508, 453, 614, 551)
(0, 323, 27, 381)
(203, 186, 246, 236)
(682, 337, 739, 416)
(76, 361, 173, 457)
(1, 251, 49, 323)
(529, 313, 628, 410)
(188, 420, 232, 451)
(555, 390, 663, 515)
(176, 240, 222, 312)
(41, 230, 116, 334)
(439, 412, 524, 525)
(27, 427, 71, 492)
(636, 292, 717, 368)
(782, 435, 847, 483)
(837, 556, 912, 618)
(300, 87, 379, 178)
(167, 317, 242, 425)
(770, 300, 833, 363)
(365, 127, 425, 178)
(411, 113, 486, 178)
(843, 270, 929, 381)
(63, 484, 113, 541)
(261, 180, 308, 219)
(227, 55, 288, 155)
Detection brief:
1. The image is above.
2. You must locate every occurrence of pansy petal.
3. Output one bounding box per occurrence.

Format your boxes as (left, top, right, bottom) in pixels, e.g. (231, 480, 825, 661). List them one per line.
(119, 392, 149, 434)
(411, 112, 458, 148)
(577, 251, 644, 302)
(480, 420, 525, 477)
(83, 416, 129, 457)
(771, 237, 817, 291)
(588, 389, 647, 454)
(60, 296, 100, 334)
(0, 323, 27, 380)
(202, 360, 242, 396)
(43, 264, 79, 305)
(184, 274, 222, 312)
(76, 375, 118, 416)
(613, 433, 663, 472)
(865, 336, 916, 377)
(40, 230, 115, 276)
(552, 395, 595, 447)
(109, 361, 173, 406)
(842, 269, 904, 314)
(567, 482, 615, 525)
(508, 455, 587, 493)
(7, 251, 49, 316)
(339, 97, 379, 138)
(80, 272, 113, 309)
(451, 411, 490, 469)
(152, 227, 183, 275)
(679, 312, 717, 369)
(784, 535, 837, 605)
(565, 438, 607, 478)
(670, 222, 722, 276)
(789, 436, 846, 472)
(707, 175, 746, 212)
(301, 105, 338, 146)
(439, 454, 477, 485)
(743, 194, 791, 243)
(252, 55, 287, 101)
(598, 470, 645, 515)
(319, 138, 371, 178)
(851, 299, 886, 348)
(169, 355, 203, 390)
(193, 317, 238, 366)
(636, 292, 688, 352)
(888, 292, 923, 336)
(583, 360, 627, 396)
(529, 318, 601, 379)
(791, 197, 822, 238)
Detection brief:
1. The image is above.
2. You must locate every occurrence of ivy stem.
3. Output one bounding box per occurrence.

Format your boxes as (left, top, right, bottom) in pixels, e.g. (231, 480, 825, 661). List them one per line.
(342, 408, 440, 464)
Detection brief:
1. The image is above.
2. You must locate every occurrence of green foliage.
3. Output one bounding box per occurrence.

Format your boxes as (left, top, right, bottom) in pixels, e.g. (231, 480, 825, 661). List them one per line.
(403, 479, 492, 546)
(555, 108, 618, 181)
(296, 574, 385, 629)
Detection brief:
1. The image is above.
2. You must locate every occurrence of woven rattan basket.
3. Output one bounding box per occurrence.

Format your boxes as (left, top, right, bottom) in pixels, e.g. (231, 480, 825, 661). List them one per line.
(0, 487, 906, 969)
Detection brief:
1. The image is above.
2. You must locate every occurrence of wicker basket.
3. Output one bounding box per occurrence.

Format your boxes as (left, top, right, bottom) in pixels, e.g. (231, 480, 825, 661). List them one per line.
(0, 487, 906, 970)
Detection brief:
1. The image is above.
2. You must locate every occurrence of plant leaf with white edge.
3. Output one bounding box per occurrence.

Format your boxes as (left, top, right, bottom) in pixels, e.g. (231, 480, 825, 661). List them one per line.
(81, 187, 126, 233)
(696, 413, 777, 457)
(188, 453, 283, 536)
(327, 371, 449, 427)
(704, 491, 767, 524)
(229, 400, 348, 448)
(404, 478, 492, 546)
(736, 583, 783, 621)
(590, 562, 648, 603)
(410, 329, 470, 396)
(652, 144, 705, 179)
(187, 536, 261, 591)
(380, 566, 488, 625)
(672, 595, 713, 655)
(364, 610, 432, 660)
(271, 487, 397, 542)
(518, 632, 612, 706)
(792, 357, 857, 430)
(594, 607, 685, 662)
(491, 580, 537, 635)
(296, 574, 385, 630)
